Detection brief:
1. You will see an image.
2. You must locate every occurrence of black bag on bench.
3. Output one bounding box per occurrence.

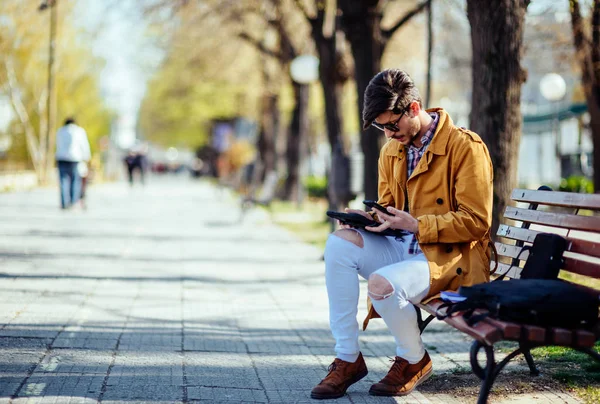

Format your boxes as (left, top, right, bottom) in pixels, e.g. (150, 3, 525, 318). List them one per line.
(495, 233, 568, 281)
(437, 279, 600, 329)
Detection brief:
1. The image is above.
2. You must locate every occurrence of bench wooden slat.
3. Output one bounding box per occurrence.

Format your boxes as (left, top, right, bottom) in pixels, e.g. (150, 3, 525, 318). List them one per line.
(483, 317, 522, 340)
(421, 299, 597, 347)
(419, 301, 437, 317)
(569, 238, 600, 259)
(419, 300, 502, 345)
(549, 328, 573, 346)
(563, 257, 600, 279)
(494, 242, 529, 260)
(498, 225, 600, 259)
(512, 188, 600, 210)
(523, 325, 546, 343)
(497, 224, 538, 243)
(494, 252, 600, 279)
(491, 262, 522, 279)
(504, 207, 600, 232)
(575, 330, 597, 347)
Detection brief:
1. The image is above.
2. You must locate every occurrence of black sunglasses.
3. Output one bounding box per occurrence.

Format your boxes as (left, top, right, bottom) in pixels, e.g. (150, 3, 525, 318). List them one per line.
(371, 108, 407, 132)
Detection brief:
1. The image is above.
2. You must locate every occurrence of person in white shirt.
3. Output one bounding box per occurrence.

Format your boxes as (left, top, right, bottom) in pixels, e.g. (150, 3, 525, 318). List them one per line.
(55, 117, 91, 209)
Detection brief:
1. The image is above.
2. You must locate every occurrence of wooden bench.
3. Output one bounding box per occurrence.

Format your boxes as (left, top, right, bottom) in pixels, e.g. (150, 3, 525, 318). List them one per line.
(416, 186, 600, 404)
(240, 170, 279, 219)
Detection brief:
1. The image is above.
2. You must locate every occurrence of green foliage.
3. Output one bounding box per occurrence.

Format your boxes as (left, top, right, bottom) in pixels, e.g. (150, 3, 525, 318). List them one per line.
(138, 7, 264, 149)
(531, 343, 600, 403)
(0, 0, 112, 168)
(304, 175, 327, 199)
(559, 175, 594, 193)
(270, 199, 330, 249)
(139, 72, 241, 148)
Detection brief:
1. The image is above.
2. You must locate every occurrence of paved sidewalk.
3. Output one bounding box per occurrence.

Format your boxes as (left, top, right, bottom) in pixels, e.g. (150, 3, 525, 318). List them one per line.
(0, 177, 582, 403)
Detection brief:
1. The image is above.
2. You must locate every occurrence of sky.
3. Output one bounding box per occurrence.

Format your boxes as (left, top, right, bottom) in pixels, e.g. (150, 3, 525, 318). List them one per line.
(75, 0, 163, 146)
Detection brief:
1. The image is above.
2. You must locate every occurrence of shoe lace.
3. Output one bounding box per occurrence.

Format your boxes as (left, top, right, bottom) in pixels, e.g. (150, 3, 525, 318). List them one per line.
(381, 356, 409, 385)
(321, 360, 344, 384)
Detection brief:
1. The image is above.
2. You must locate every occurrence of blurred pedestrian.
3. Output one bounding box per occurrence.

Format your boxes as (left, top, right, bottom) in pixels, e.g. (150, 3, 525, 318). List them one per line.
(55, 117, 91, 209)
(77, 161, 90, 209)
(124, 142, 148, 186)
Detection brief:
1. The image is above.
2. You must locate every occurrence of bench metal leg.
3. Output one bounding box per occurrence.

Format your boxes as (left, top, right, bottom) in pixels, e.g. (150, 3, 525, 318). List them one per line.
(470, 341, 495, 404)
(414, 305, 435, 334)
(520, 343, 540, 376)
(419, 314, 435, 334)
(576, 347, 600, 362)
(470, 340, 542, 403)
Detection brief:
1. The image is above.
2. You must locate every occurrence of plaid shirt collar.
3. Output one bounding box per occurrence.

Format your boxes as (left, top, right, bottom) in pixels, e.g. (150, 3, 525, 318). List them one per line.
(408, 112, 439, 152)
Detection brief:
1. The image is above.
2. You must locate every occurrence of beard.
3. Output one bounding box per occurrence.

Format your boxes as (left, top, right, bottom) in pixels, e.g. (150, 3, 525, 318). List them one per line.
(406, 119, 421, 144)
(393, 118, 421, 146)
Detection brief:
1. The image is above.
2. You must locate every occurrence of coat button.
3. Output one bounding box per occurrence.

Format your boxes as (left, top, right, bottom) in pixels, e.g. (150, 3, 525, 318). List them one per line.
(436, 198, 443, 205)
(446, 246, 453, 253)
(456, 267, 463, 275)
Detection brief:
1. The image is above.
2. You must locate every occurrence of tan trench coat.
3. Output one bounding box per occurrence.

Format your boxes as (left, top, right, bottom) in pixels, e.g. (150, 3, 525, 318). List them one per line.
(363, 108, 494, 330)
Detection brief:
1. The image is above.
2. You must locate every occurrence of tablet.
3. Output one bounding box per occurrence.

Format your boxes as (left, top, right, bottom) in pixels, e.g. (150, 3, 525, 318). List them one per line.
(326, 211, 409, 239)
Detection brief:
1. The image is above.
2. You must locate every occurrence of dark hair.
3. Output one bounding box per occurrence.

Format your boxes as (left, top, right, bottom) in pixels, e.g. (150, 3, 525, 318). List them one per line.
(362, 69, 422, 129)
(64, 117, 76, 125)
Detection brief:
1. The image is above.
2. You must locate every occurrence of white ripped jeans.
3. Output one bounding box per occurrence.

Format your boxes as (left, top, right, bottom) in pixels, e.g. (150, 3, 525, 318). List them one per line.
(324, 230, 431, 364)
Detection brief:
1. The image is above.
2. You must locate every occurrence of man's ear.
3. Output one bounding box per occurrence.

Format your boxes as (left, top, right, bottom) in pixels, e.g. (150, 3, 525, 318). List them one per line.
(408, 101, 421, 117)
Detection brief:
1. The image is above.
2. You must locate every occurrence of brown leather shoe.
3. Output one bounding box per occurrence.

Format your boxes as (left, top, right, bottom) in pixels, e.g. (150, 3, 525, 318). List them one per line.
(311, 353, 368, 399)
(369, 351, 432, 396)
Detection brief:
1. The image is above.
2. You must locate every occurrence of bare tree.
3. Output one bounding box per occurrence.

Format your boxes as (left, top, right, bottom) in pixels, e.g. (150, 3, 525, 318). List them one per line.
(467, 0, 530, 237)
(238, 2, 306, 200)
(338, 0, 431, 200)
(292, 0, 353, 210)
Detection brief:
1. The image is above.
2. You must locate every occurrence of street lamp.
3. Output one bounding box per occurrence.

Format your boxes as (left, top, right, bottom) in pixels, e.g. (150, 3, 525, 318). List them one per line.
(540, 73, 567, 102)
(540, 73, 567, 174)
(290, 55, 319, 207)
(290, 55, 319, 84)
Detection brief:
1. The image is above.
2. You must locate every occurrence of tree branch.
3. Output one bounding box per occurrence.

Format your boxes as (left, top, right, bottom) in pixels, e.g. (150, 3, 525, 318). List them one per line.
(292, 0, 314, 22)
(3, 59, 41, 174)
(382, 0, 430, 39)
(238, 32, 282, 60)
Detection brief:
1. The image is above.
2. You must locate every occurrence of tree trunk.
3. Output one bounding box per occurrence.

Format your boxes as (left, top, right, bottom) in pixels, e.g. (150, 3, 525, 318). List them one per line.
(316, 36, 344, 156)
(4, 59, 43, 181)
(284, 82, 308, 201)
(467, 0, 529, 238)
(311, 21, 353, 209)
(588, 98, 600, 193)
(570, 0, 600, 193)
(339, 0, 384, 201)
(257, 93, 278, 180)
(43, 0, 58, 185)
(425, 1, 433, 108)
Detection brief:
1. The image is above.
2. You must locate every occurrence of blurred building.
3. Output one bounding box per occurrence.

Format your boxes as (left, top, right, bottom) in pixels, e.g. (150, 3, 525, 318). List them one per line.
(519, 103, 592, 188)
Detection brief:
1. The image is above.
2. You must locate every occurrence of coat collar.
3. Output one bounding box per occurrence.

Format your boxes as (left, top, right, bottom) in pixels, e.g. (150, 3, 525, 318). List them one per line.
(384, 108, 454, 157)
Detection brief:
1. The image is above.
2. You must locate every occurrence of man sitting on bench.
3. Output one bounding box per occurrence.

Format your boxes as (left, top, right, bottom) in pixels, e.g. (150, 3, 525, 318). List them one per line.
(310, 68, 494, 399)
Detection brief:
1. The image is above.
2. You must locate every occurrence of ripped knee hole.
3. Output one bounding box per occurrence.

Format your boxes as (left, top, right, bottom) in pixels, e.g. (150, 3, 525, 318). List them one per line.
(333, 229, 364, 248)
(368, 274, 394, 300)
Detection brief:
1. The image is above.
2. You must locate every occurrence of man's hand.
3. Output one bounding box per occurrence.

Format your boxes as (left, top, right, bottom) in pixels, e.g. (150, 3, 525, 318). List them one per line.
(337, 208, 372, 229)
(365, 206, 419, 234)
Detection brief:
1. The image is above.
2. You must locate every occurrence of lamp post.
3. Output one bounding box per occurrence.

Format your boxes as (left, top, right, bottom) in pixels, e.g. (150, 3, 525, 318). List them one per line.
(290, 55, 319, 207)
(39, 0, 58, 184)
(540, 73, 566, 169)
